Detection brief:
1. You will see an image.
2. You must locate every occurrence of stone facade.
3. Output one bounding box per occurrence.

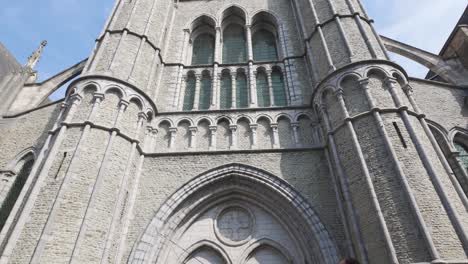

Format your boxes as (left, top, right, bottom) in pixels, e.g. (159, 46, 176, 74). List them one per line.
(0, 0, 467, 263)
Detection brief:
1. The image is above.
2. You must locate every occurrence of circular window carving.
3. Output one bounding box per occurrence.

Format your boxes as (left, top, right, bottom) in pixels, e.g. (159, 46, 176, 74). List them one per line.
(215, 206, 254, 246)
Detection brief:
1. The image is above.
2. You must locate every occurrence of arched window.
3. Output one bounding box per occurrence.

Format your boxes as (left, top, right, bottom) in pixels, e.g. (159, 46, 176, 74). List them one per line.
(199, 72, 212, 110)
(223, 24, 247, 64)
(236, 72, 249, 108)
(192, 34, 215, 65)
(272, 69, 287, 106)
(183, 74, 196, 111)
(220, 71, 232, 109)
(253, 29, 278, 62)
(0, 154, 34, 230)
(256, 71, 270, 107)
(455, 142, 468, 172)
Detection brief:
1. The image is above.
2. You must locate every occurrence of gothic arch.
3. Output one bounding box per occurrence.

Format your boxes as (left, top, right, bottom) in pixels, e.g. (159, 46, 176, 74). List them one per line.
(129, 164, 340, 264)
(178, 240, 232, 264)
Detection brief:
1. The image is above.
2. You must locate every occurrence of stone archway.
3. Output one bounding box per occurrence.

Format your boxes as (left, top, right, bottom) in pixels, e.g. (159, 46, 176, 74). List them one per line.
(129, 164, 340, 264)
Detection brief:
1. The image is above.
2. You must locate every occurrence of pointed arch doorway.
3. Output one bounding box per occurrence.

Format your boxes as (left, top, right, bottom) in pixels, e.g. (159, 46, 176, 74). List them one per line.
(130, 164, 339, 264)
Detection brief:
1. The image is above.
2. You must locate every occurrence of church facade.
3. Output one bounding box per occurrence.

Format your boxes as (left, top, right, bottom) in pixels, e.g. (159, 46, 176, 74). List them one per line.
(0, 0, 467, 263)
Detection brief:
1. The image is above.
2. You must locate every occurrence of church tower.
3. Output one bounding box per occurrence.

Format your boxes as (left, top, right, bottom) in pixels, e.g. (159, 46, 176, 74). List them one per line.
(0, 0, 467, 263)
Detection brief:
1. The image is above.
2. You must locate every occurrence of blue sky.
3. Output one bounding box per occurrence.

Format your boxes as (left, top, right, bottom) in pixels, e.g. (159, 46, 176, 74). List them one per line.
(0, 0, 466, 100)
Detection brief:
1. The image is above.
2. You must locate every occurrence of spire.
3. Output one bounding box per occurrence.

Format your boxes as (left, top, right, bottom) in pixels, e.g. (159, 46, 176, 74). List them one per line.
(26, 40, 47, 69)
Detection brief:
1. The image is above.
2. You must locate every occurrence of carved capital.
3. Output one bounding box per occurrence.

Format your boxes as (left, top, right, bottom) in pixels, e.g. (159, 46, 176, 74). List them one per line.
(384, 77, 398, 88)
(358, 78, 370, 89)
(402, 83, 414, 95)
(93, 92, 105, 103)
(229, 125, 238, 131)
(333, 88, 344, 98)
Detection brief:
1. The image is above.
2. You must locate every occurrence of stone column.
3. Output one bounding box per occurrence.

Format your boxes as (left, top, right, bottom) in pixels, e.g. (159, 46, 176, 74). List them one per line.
(271, 123, 280, 149)
(250, 124, 258, 149)
(209, 126, 217, 151)
(168, 127, 177, 149)
(291, 122, 301, 148)
(266, 69, 275, 106)
(189, 126, 198, 150)
(229, 125, 238, 150)
(193, 74, 201, 110)
(231, 71, 237, 109)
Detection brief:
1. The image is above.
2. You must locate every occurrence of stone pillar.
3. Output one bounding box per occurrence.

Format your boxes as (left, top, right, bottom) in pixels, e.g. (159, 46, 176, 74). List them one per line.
(271, 123, 280, 149)
(231, 71, 237, 109)
(193, 74, 201, 110)
(250, 124, 258, 149)
(266, 69, 274, 106)
(168, 127, 177, 149)
(189, 126, 198, 149)
(229, 125, 237, 150)
(291, 122, 301, 148)
(209, 126, 217, 151)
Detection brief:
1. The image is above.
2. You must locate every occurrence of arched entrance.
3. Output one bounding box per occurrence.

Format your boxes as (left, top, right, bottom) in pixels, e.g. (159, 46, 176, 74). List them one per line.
(129, 164, 339, 264)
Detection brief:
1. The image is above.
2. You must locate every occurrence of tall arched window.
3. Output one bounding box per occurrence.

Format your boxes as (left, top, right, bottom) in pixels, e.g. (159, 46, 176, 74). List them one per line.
(220, 71, 232, 109)
(223, 24, 247, 64)
(256, 71, 270, 107)
(253, 29, 278, 62)
(192, 34, 215, 65)
(199, 72, 212, 110)
(455, 142, 468, 172)
(0, 154, 34, 230)
(272, 69, 287, 106)
(236, 72, 248, 108)
(183, 74, 196, 111)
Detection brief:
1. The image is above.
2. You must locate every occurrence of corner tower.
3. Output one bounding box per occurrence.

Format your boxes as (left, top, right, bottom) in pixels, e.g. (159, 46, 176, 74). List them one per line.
(294, 0, 468, 263)
(0, 0, 169, 262)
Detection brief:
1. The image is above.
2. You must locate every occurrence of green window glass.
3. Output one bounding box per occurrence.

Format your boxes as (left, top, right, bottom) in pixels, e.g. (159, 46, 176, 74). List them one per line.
(220, 72, 232, 109)
(455, 142, 468, 172)
(272, 70, 287, 106)
(223, 24, 247, 64)
(192, 34, 215, 65)
(253, 30, 278, 62)
(256, 71, 270, 107)
(236, 72, 249, 108)
(199, 74, 212, 110)
(183, 75, 196, 111)
(0, 156, 34, 230)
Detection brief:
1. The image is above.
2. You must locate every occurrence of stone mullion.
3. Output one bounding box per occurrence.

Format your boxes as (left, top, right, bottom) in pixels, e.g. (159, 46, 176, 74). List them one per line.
(168, 127, 177, 150)
(359, 79, 441, 261)
(193, 74, 201, 110)
(178, 76, 188, 111)
(102, 112, 147, 263)
(249, 124, 258, 149)
(246, 26, 256, 107)
(29, 92, 103, 263)
(335, 90, 399, 263)
(0, 98, 73, 261)
(209, 126, 217, 151)
(231, 72, 237, 109)
(385, 79, 468, 249)
(211, 68, 219, 110)
(271, 123, 280, 149)
(317, 104, 369, 264)
(189, 127, 198, 149)
(291, 122, 301, 148)
(266, 70, 275, 107)
(229, 125, 237, 150)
